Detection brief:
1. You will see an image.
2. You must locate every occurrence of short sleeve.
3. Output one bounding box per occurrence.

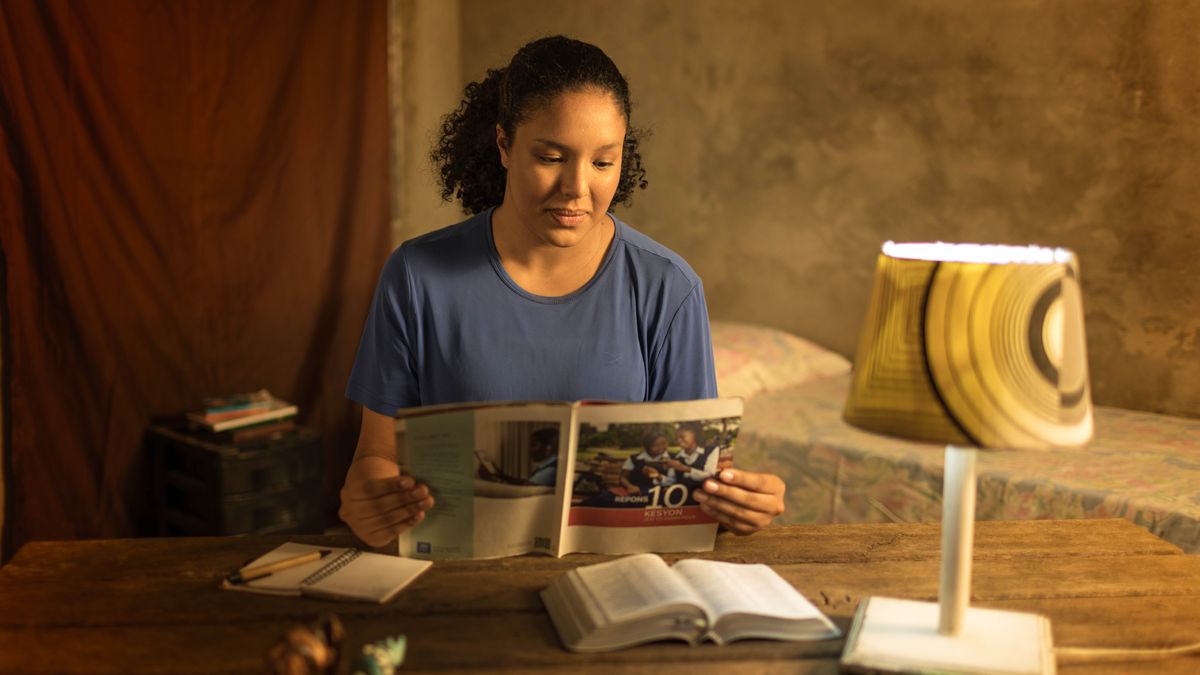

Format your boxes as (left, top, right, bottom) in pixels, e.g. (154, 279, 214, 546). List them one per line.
(646, 283, 719, 401)
(345, 247, 421, 415)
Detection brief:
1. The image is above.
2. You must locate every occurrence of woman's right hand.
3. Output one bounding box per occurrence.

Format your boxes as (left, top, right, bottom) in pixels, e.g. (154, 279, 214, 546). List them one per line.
(338, 455, 434, 548)
(339, 407, 434, 548)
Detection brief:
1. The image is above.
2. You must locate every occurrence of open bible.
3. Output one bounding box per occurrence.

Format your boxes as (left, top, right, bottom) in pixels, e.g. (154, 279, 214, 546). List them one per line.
(540, 553, 841, 652)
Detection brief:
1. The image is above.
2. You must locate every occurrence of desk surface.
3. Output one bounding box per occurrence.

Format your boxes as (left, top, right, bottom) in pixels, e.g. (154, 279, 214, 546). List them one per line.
(2, 519, 1198, 674)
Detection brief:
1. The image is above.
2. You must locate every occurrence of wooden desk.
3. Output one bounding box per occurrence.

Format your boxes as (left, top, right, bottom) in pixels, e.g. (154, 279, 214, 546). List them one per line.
(1, 519, 1198, 673)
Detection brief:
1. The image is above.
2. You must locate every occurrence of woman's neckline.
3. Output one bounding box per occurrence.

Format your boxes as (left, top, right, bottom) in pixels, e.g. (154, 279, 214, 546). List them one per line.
(484, 207, 622, 305)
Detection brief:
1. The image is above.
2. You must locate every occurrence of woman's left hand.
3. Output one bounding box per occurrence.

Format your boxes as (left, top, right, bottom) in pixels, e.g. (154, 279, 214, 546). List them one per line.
(693, 469, 786, 535)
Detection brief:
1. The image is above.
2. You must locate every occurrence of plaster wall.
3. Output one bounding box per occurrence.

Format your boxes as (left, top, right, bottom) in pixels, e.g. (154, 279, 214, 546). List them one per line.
(391, 0, 464, 245)
(423, 0, 1200, 417)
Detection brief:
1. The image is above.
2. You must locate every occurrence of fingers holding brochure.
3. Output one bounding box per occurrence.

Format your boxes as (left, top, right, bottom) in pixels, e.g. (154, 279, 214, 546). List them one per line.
(341, 408, 437, 548)
(340, 456, 435, 548)
(694, 469, 786, 535)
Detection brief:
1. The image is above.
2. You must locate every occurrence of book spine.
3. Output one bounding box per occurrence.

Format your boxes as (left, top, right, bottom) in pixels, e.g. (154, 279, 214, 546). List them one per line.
(208, 406, 299, 432)
(225, 420, 296, 443)
(198, 404, 274, 423)
(202, 389, 272, 411)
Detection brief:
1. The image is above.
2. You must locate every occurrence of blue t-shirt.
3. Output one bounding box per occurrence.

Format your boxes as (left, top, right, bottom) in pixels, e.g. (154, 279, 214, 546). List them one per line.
(346, 208, 717, 414)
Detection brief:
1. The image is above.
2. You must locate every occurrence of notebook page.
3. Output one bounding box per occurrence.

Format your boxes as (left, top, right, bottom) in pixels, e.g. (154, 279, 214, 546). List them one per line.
(672, 559, 821, 619)
(228, 543, 349, 594)
(573, 553, 702, 624)
(304, 552, 432, 603)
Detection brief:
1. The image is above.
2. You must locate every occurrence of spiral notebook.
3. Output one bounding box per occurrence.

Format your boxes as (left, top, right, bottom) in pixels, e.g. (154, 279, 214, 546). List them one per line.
(222, 542, 432, 603)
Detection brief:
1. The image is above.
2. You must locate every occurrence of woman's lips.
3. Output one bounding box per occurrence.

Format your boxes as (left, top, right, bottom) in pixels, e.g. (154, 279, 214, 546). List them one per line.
(549, 209, 588, 226)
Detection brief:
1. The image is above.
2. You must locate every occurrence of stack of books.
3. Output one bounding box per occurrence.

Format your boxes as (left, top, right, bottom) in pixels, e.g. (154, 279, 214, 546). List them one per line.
(188, 389, 299, 443)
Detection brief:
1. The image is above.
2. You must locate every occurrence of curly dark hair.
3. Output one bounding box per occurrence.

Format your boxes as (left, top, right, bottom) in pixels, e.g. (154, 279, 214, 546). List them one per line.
(431, 35, 648, 215)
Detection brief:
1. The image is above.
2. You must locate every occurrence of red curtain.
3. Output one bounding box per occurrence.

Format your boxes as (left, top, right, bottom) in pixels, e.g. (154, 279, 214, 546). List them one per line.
(0, 1, 390, 553)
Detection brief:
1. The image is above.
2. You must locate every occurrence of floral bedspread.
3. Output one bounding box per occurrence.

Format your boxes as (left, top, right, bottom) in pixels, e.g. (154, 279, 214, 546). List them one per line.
(738, 373, 1200, 553)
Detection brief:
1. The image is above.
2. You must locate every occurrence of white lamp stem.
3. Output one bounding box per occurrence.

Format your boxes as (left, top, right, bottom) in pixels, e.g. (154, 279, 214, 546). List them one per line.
(938, 444, 978, 635)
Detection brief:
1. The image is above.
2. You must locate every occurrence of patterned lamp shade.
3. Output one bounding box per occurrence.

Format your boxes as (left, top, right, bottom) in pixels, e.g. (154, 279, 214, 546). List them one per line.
(843, 242, 1093, 450)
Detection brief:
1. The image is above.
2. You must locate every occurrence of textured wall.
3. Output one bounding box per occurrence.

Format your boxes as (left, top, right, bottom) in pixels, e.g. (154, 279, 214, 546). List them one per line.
(390, 0, 464, 245)
(447, 0, 1200, 417)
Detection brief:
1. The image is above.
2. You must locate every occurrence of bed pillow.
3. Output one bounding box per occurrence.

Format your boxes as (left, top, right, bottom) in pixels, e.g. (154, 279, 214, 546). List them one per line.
(711, 320, 851, 399)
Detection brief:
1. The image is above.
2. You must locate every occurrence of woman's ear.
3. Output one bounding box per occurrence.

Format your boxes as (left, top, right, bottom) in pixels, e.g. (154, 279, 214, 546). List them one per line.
(495, 124, 510, 169)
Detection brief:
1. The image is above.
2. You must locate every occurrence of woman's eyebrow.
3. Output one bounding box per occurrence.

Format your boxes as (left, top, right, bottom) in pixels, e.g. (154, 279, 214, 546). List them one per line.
(533, 138, 621, 152)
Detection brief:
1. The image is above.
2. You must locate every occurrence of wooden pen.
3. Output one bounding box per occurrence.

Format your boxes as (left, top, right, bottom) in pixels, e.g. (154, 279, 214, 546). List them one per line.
(226, 549, 332, 584)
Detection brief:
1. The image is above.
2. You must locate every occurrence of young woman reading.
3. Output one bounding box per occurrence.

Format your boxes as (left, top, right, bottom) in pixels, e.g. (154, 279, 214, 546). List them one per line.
(340, 36, 786, 548)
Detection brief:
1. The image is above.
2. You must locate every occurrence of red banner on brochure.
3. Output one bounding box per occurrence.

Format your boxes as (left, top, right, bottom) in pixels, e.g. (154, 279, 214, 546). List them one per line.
(567, 505, 715, 528)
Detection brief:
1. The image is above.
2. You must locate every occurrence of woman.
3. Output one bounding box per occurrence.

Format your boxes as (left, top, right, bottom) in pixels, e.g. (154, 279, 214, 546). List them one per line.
(340, 36, 785, 548)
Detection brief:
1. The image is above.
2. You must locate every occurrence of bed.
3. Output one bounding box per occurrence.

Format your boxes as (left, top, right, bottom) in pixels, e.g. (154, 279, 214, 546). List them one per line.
(712, 321, 1200, 553)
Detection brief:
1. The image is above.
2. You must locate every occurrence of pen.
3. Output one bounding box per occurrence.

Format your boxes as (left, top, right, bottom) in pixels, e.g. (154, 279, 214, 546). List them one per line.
(226, 549, 332, 584)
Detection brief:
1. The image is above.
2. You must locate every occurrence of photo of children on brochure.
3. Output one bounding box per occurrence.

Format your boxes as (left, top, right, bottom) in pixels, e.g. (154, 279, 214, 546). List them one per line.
(569, 417, 739, 526)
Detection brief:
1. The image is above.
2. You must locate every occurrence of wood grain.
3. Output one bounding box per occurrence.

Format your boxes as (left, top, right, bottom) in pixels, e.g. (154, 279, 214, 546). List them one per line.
(1, 519, 1196, 674)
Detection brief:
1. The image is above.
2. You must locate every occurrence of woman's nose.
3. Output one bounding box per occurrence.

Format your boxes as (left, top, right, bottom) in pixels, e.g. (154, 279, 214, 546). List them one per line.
(559, 162, 588, 198)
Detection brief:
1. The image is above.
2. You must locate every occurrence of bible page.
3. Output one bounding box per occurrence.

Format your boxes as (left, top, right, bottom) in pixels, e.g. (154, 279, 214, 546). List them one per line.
(672, 559, 824, 620)
(573, 553, 707, 624)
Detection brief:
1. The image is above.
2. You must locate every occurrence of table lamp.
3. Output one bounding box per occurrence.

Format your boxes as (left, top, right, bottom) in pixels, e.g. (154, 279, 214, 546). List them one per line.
(839, 242, 1093, 675)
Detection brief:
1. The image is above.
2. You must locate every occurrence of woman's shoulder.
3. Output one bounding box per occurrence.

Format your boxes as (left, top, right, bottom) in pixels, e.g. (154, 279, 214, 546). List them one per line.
(400, 210, 488, 254)
(373, 211, 489, 290)
(612, 213, 702, 287)
(382, 210, 489, 269)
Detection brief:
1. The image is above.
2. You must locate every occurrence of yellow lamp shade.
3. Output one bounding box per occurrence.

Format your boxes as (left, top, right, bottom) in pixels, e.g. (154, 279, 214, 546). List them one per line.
(843, 242, 1093, 450)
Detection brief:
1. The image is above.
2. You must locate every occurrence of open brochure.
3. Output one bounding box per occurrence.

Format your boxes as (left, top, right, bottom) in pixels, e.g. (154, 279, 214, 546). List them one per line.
(541, 553, 841, 652)
(395, 398, 742, 559)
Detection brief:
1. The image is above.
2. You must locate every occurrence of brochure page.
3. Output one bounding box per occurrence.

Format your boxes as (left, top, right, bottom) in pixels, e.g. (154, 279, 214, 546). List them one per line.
(560, 398, 743, 555)
(401, 404, 573, 559)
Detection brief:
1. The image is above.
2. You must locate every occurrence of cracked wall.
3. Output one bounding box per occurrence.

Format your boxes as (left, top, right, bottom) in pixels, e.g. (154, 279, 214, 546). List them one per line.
(446, 0, 1200, 417)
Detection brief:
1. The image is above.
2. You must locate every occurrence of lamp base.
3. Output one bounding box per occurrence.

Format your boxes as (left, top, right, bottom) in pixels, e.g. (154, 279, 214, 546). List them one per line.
(840, 597, 1056, 675)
